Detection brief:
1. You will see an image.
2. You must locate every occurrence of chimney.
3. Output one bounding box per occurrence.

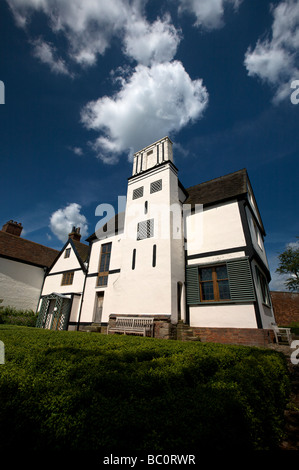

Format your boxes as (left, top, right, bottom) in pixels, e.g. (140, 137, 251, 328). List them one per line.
(68, 226, 81, 242)
(1, 220, 23, 237)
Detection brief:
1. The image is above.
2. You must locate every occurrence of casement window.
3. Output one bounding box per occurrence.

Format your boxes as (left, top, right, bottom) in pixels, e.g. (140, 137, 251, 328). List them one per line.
(64, 248, 71, 258)
(150, 179, 162, 194)
(186, 258, 255, 305)
(199, 265, 230, 302)
(61, 271, 74, 286)
(133, 186, 144, 200)
(97, 242, 112, 287)
(137, 219, 154, 240)
(256, 268, 271, 306)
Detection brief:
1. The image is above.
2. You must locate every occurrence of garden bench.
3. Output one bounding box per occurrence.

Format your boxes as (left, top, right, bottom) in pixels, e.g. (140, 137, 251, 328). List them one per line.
(107, 316, 154, 337)
(271, 323, 292, 345)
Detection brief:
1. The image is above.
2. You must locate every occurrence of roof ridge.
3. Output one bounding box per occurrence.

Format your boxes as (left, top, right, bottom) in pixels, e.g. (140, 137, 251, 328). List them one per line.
(186, 168, 247, 191)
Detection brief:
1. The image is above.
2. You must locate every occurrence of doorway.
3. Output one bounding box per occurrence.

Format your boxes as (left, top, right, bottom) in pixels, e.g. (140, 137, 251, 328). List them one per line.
(94, 292, 104, 323)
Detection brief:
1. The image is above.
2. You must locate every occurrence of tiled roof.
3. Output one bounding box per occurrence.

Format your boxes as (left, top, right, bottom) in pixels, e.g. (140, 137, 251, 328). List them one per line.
(0, 231, 59, 268)
(72, 239, 89, 263)
(185, 168, 248, 207)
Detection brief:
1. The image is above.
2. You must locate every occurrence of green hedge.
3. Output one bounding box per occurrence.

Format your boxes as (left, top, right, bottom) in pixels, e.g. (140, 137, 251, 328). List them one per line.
(0, 306, 36, 327)
(0, 326, 290, 452)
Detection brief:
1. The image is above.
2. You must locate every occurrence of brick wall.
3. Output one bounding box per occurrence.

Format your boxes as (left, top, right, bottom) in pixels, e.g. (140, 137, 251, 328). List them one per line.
(270, 291, 299, 326)
(185, 326, 275, 347)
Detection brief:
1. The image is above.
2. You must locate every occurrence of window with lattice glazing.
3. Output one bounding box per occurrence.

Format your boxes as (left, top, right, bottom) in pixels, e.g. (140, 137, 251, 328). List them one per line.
(97, 242, 112, 286)
(61, 271, 74, 286)
(137, 219, 154, 240)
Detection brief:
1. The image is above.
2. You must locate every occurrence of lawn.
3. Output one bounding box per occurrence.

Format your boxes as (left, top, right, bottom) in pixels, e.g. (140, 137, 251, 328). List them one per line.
(0, 325, 290, 452)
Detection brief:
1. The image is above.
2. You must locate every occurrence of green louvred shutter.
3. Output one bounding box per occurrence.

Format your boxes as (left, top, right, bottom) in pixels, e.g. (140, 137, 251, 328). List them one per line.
(226, 258, 255, 302)
(186, 265, 200, 304)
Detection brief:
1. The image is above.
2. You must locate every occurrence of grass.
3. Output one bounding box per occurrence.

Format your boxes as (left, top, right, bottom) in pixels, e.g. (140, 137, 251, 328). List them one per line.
(0, 325, 290, 452)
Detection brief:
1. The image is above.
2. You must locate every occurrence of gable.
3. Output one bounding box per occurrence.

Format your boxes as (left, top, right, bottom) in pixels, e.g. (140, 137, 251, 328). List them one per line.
(48, 239, 88, 274)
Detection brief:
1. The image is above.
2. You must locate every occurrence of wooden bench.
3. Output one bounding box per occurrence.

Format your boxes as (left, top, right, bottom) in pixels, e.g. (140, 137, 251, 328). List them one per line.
(271, 323, 292, 345)
(107, 317, 154, 337)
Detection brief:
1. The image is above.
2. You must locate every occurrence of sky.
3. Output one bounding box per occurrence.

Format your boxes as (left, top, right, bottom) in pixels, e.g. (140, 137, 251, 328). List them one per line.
(0, 0, 298, 291)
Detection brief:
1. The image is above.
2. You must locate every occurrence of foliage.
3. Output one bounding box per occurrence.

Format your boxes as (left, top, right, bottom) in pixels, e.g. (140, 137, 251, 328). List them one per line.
(276, 238, 299, 292)
(0, 306, 36, 327)
(0, 326, 290, 452)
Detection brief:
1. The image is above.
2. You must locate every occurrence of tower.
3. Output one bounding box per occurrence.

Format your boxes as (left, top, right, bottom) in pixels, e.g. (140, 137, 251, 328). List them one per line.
(110, 137, 186, 322)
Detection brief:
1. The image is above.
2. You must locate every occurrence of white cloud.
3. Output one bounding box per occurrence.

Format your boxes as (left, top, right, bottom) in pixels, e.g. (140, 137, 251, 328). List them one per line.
(68, 146, 83, 156)
(177, 0, 241, 30)
(244, 0, 299, 103)
(31, 38, 71, 75)
(50, 203, 88, 242)
(81, 61, 208, 163)
(124, 14, 181, 66)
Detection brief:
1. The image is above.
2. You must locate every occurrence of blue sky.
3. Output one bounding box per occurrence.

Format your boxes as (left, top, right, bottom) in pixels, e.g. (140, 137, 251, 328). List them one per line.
(0, 0, 298, 291)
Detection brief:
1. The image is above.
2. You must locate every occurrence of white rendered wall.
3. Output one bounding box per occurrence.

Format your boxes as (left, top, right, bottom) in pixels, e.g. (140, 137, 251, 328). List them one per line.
(0, 257, 44, 310)
(186, 200, 246, 257)
(42, 269, 85, 296)
(189, 304, 257, 328)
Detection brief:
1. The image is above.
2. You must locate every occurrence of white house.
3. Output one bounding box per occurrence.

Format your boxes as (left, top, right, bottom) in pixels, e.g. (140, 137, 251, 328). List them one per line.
(36, 227, 89, 330)
(36, 137, 277, 346)
(0, 220, 59, 311)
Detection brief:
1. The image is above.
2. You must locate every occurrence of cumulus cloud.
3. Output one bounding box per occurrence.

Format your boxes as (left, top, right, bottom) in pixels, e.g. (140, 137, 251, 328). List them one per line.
(124, 14, 181, 66)
(244, 0, 299, 103)
(31, 37, 70, 75)
(7, 0, 132, 67)
(81, 61, 208, 163)
(177, 0, 241, 30)
(50, 203, 88, 242)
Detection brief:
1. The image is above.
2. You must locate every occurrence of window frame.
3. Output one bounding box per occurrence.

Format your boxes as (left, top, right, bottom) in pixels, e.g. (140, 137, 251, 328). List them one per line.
(97, 242, 112, 287)
(61, 271, 74, 286)
(198, 264, 231, 302)
(64, 248, 71, 258)
(137, 218, 154, 241)
(256, 268, 271, 307)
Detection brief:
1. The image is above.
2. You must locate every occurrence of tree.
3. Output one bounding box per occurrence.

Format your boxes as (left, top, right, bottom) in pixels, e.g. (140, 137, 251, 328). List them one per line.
(276, 238, 299, 292)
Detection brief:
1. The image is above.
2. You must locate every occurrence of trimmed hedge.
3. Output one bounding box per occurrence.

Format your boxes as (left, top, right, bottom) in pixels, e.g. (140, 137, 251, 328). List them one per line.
(0, 325, 290, 452)
(0, 306, 36, 327)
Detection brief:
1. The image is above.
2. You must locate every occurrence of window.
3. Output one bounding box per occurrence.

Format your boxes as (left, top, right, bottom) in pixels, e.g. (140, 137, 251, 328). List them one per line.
(256, 268, 271, 306)
(133, 186, 144, 200)
(132, 249, 136, 270)
(199, 265, 230, 302)
(97, 242, 112, 287)
(150, 179, 162, 194)
(61, 271, 74, 286)
(144, 201, 148, 214)
(152, 244, 156, 267)
(186, 258, 256, 305)
(64, 248, 71, 258)
(137, 219, 154, 240)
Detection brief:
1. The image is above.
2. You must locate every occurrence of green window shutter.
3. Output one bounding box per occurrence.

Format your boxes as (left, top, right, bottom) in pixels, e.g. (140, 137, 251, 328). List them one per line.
(186, 265, 200, 304)
(226, 258, 255, 302)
